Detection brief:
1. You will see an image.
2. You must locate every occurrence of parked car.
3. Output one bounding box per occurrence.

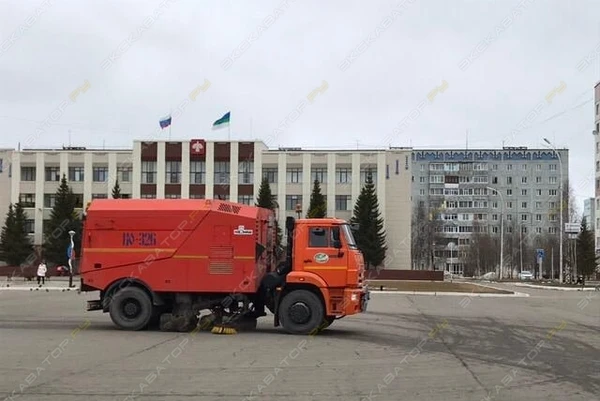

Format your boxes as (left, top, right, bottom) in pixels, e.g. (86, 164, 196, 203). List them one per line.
(519, 271, 533, 280)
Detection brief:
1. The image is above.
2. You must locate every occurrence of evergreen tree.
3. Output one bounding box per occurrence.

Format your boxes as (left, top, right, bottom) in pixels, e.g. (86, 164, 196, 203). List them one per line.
(112, 179, 122, 198)
(255, 176, 283, 255)
(0, 203, 34, 267)
(43, 174, 82, 266)
(576, 217, 598, 286)
(306, 179, 327, 218)
(350, 170, 387, 269)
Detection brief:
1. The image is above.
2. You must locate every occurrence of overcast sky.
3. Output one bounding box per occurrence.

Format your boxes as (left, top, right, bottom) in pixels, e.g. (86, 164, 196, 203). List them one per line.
(0, 0, 599, 211)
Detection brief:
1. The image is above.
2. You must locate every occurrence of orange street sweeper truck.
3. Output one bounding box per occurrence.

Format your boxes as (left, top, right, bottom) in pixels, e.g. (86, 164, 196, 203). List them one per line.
(79, 198, 369, 334)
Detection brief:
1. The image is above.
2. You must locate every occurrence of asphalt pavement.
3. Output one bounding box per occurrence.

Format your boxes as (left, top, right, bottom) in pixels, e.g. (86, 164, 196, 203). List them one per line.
(0, 283, 598, 401)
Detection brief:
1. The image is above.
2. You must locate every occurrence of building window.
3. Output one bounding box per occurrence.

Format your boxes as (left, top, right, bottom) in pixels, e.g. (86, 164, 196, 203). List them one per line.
(141, 194, 156, 199)
(190, 161, 206, 184)
(506, 177, 512, 185)
(336, 167, 351, 184)
(165, 194, 181, 199)
(360, 168, 377, 184)
(238, 195, 253, 205)
(285, 195, 302, 210)
(165, 161, 181, 184)
(73, 194, 83, 208)
(521, 214, 528, 221)
(93, 166, 108, 182)
(521, 202, 527, 208)
(286, 168, 302, 184)
(189, 194, 205, 199)
(92, 193, 108, 199)
(69, 166, 84, 182)
(548, 176, 557, 184)
(549, 227, 557, 234)
(536, 189, 542, 196)
(521, 164, 527, 170)
(535, 227, 542, 234)
(45, 167, 60, 181)
(536, 214, 542, 221)
(335, 195, 351, 211)
(214, 162, 230, 185)
(262, 168, 277, 183)
(141, 161, 157, 184)
(117, 166, 132, 182)
(507, 189, 512, 196)
(238, 161, 254, 184)
(506, 164, 513, 171)
(536, 176, 542, 183)
(19, 193, 35, 207)
(21, 167, 35, 181)
(216, 194, 230, 201)
(549, 189, 557, 196)
(419, 189, 425, 196)
(24, 219, 35, 234)
(536, 164, 542, 171)
(44, 194, 56, 208)
(311, 167, 327, 184)
(506, 201, 513, 209)
(549, 164, 557, 171)
(521, 176, 527, 184)
(521, 189, 527, 196)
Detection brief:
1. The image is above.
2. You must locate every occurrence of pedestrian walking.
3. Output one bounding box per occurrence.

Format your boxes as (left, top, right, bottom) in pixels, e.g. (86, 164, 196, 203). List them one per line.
(37, 260, 47, 285)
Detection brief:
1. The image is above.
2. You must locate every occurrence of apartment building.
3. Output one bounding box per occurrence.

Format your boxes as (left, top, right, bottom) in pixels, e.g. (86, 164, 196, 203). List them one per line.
(593, 81, 600, 250)
(411, 147, 569, 274)
(8, 146, 133, 246)
(132, 139, 413, 269)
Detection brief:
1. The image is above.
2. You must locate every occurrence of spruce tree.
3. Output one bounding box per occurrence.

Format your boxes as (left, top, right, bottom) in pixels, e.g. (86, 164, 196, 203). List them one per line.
(43, 174, 82, 266)
(255, 176, 283, 254)
(576, 217, 598, 286)
(0, 203, 33, 267)
(112, 179, 122, 198)
(350, 170, 387, 269)
(306, 179, 326, 218)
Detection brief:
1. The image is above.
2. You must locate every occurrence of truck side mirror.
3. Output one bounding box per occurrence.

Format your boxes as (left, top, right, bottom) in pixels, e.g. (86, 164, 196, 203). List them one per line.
(332, 227, 342, 249)
(350, 223, 359, 232)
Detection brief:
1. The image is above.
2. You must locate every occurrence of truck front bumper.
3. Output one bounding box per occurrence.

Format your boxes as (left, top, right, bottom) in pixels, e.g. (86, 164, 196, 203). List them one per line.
(342, 286, 370, 315)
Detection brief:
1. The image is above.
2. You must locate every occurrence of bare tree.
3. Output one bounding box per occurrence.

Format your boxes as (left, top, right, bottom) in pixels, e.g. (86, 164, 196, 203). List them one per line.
(410, 203, 443, 270)
(464, 221, 497, 277)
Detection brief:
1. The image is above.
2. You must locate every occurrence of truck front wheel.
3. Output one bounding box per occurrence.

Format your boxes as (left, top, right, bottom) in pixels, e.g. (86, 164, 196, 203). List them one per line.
(109, 287, 153, 331)
(278, 289, 324, 335)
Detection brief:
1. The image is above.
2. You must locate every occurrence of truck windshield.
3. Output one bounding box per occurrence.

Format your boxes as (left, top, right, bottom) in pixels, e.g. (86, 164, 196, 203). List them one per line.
(341, 224, 358, 249)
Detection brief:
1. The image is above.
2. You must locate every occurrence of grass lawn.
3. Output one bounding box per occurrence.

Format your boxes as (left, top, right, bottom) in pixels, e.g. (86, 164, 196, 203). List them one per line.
(366, 280, 514, 294)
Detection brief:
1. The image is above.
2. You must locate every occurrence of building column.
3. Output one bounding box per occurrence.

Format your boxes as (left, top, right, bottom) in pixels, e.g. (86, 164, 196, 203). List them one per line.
(10, 152, 20, 205)
(108, 153, 117, 197)
(83, 153, 92, 204)
(132, 141, 141, 199)
(157, 142, 165, 199)
(253, 142, 262, 200)
(60, 152, 68, 180)
(327, 154, 336, 216)
(230, 142, 239, 201)
(205, 141, 215, 199)
(277, 153, 286, 228)
(35, 153, 45, 246)
(377, 153, 387, 232)
(302, 154, 311, 215)
(181, 141, 190, 199)
(351, 153, 360, 208)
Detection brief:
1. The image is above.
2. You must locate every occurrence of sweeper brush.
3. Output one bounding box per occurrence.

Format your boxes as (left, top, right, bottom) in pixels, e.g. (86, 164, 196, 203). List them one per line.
(211, 326, 237, 335)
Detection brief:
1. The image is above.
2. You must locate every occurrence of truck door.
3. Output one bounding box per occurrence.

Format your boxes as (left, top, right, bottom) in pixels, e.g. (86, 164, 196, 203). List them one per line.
(302, 226, 347, 287)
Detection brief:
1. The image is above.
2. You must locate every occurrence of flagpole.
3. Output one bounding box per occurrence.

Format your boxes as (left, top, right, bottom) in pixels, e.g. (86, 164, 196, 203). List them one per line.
(169, 107, 172, 141)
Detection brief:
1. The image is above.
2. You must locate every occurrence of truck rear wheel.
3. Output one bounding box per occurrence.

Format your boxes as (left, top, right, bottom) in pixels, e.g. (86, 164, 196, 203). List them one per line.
(109, 287, 153, 331)
(278, 289, 324, 335)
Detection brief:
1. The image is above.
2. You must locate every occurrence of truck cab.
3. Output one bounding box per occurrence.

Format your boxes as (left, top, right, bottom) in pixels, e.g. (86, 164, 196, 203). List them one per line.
(263, 216, 369, 334)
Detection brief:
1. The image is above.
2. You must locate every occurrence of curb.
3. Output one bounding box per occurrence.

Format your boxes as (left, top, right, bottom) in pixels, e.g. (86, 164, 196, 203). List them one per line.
(514, 283, 599, 291)
(369, 290, 529, 297)
(0, 286, 79, 292)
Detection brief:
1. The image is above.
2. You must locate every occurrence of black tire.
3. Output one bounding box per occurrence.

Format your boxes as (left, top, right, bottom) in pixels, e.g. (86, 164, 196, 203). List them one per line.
(278, 289, 324, 335)
(109, 287, 153, 331)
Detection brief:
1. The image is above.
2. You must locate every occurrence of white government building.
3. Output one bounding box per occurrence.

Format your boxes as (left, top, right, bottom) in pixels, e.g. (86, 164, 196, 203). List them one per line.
(0, 139, 412, 270)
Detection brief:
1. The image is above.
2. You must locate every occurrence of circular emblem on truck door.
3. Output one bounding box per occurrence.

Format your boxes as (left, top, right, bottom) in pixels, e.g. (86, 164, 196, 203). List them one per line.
(314, 253, 329, 264)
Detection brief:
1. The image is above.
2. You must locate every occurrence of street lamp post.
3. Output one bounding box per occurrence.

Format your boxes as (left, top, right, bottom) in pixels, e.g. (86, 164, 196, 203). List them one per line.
(543, 138, 563, 284)
(486, 186, 504, 280)
(68, 230, 75, 288)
